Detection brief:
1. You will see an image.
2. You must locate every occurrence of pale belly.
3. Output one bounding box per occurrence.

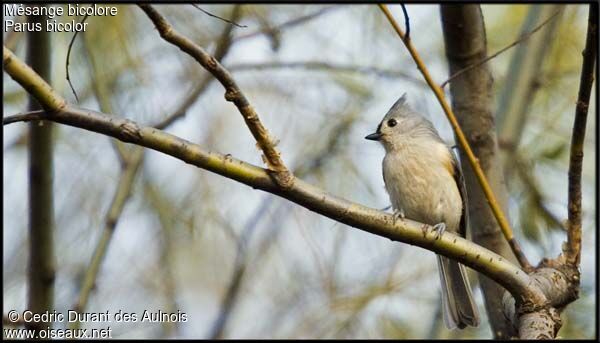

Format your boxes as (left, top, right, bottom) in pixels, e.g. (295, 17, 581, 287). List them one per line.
(382, 152, 463, 232)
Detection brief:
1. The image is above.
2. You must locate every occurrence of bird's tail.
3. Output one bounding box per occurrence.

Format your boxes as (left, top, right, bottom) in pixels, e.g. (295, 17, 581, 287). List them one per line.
(436, 255, 480, 329)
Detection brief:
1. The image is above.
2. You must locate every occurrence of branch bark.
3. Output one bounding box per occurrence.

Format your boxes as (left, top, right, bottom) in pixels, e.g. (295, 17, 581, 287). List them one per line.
(564, 3, 597, 267)
(25, 8, 56, 333)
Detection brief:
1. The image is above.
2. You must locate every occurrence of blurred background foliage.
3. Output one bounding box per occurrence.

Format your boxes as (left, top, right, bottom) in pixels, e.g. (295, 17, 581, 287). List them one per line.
(3, 4, 596, 339)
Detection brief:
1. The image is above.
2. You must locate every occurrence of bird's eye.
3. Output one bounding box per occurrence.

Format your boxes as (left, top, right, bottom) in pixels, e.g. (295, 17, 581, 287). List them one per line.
(387, 118, 397, 127)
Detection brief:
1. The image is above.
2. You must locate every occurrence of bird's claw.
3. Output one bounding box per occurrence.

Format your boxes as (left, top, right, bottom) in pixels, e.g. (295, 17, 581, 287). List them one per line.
(392, 209, 405, 224)
(432, 222, 446, 240)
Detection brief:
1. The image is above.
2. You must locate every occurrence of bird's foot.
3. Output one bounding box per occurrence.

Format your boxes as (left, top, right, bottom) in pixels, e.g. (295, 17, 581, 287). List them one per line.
(432, 222, 446, 240)
(392, 209, 405, 224)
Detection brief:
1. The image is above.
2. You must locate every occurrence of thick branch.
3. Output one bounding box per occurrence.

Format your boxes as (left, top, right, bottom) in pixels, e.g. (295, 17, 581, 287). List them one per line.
(502, 267, 573, 338)
(82, 31, 129, 161)
(3, 105, 538, 300)
(138, 4, 290, 182)
(565, 4, 596, 266)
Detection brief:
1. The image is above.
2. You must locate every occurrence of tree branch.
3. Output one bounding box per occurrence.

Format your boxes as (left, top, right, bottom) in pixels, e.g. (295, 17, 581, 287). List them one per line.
(3, 105, 540, 299)
(496, 5, 564, 178)
(191, 4, 247, 28)
(138, 4, 290, 184)
(565, 4, 597, 266)
(65, 14, 89, 103)
(400, 4, 410, 41)
(378, 4, 533, 272)
(3, 45, 537, 300)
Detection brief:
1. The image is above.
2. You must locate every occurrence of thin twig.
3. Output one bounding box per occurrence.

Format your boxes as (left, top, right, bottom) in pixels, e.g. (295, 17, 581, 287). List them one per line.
(139, 4, 291, 185)
(565, 5, 597, 266)
(65, 14, 89, 103)
(378, 4, 533, 271)
(440, 10, 561, 89)
(191, 4, 247, 28)
(400, 4, 410, 41)
(234, 6, 339, 42)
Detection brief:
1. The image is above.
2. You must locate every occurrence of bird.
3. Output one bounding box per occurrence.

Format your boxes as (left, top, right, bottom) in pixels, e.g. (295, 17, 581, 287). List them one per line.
(365, 94, 480, 329)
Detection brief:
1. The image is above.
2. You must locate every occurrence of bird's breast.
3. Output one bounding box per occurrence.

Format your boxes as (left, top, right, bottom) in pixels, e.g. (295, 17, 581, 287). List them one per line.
(382, 143, 462, 231)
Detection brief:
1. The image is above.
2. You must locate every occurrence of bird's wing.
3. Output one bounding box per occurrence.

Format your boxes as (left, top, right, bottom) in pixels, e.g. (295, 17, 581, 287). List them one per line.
(450, 146, 469, 238)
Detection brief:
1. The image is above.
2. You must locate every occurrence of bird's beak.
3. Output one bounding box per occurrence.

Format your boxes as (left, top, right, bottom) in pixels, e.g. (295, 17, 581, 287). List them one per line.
(365, 132, 382, 141)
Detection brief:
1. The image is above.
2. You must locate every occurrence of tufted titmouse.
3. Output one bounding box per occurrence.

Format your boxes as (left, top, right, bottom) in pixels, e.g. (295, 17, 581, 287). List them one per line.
(365, 94, 479, 329)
